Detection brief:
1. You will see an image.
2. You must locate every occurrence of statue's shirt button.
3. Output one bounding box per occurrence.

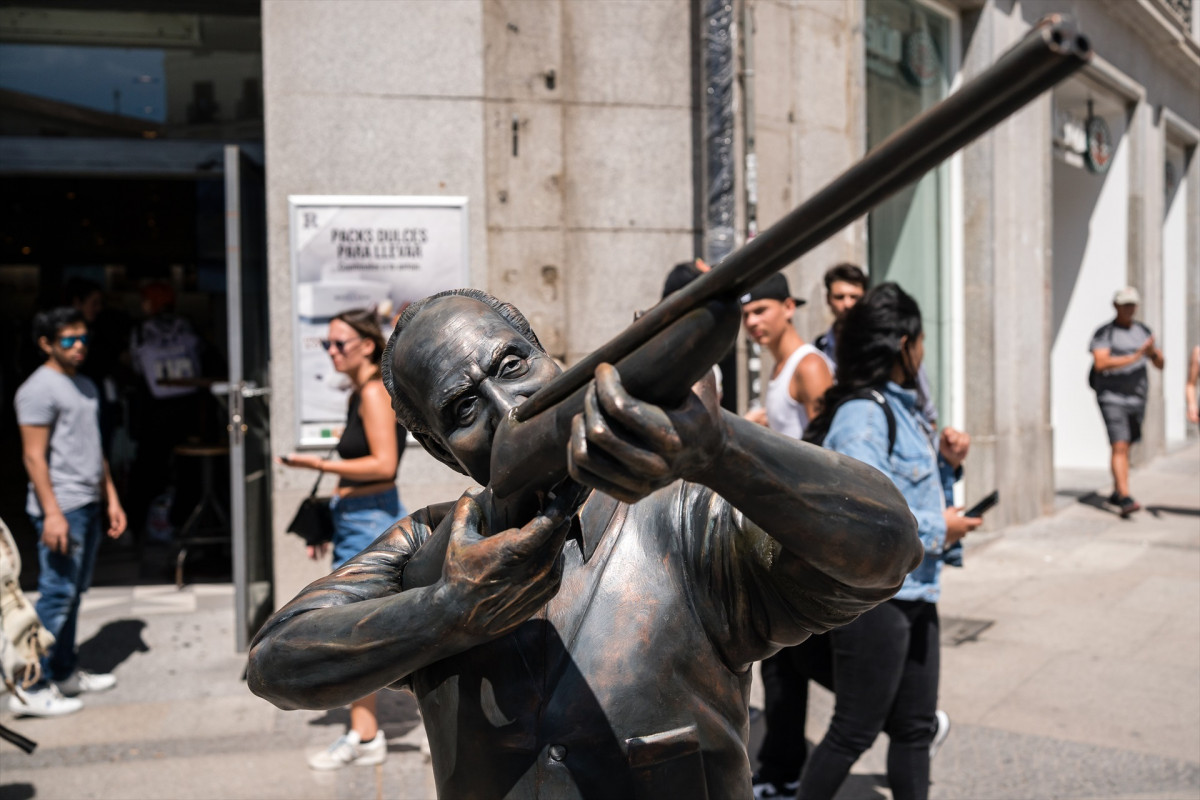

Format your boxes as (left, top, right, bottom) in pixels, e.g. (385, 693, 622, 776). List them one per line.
(548, 744, 568, 761)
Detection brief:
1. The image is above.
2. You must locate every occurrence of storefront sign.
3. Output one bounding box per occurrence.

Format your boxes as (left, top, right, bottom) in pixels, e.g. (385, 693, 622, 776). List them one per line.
(288, 195, 468, 447)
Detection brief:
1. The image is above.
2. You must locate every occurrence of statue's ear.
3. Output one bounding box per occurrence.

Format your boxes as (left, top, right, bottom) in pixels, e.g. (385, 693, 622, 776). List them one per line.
(413, 431, 469, 477)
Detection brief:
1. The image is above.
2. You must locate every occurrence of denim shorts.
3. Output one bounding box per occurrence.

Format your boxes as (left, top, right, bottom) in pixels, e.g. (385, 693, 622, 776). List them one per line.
(329, 487, 406, 569)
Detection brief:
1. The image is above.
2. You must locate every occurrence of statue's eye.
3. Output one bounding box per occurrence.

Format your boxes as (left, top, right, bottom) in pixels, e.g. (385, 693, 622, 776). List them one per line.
(498, 354, 528, 378)
(453, 396, 478, 426)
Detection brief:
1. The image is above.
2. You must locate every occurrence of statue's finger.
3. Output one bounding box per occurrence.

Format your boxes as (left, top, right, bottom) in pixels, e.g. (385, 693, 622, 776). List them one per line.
(593, 363, 677, 444)
(449, 490, 486, 546)
(581, 382, 671, 476)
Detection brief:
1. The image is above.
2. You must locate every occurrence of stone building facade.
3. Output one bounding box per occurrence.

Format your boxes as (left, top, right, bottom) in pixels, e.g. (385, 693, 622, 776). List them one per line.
(262, 0, 1199, 601)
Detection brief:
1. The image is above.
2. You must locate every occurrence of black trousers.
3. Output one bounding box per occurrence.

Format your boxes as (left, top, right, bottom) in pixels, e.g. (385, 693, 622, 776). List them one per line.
(756, 633, 833, 785)
(797, 599, 940, 800)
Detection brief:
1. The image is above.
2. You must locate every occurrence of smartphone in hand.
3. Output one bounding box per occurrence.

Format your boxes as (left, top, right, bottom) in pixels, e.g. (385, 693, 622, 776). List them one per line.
(963, 490, 999, 518)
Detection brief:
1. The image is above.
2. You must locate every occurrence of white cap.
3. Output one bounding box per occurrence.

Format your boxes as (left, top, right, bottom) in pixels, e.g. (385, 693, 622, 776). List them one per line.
(1113, 286, 1140, 306)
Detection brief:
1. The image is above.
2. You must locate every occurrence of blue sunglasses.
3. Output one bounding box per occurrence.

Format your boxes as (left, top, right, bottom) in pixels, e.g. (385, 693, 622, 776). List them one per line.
(59, 334, 91, 349)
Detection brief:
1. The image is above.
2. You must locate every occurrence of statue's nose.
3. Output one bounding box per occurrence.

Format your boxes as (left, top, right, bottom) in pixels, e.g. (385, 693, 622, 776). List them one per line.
(479, 379, 523, 416)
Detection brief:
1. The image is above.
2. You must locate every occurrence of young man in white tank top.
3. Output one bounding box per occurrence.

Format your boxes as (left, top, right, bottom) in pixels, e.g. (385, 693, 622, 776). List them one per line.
(740, 273, 835, 798)
(741, 274, 833, 438)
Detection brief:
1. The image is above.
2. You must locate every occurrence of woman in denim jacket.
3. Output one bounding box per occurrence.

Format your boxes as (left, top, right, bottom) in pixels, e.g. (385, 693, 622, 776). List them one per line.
(797, 283, 981, 800)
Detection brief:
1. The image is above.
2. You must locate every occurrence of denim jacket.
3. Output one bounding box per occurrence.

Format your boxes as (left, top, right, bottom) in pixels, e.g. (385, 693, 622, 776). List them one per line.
(825, 382, 957, 603)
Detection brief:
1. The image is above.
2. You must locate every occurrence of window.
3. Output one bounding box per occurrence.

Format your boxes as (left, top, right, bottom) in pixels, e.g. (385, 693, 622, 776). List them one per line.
(865, 0, 955, 422)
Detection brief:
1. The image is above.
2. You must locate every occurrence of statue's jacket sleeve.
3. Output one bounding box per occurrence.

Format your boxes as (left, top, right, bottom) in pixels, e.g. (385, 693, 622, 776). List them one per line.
(248, 500, 451, 655)
(672, 481, 901, 672)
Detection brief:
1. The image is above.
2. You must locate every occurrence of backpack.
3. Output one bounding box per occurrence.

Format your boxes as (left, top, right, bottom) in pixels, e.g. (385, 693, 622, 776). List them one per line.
(132, 316, 202, 399)
(808, 388, 897, 457)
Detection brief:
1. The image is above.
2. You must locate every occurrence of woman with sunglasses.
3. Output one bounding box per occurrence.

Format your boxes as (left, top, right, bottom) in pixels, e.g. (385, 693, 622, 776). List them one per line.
(798, 283, 981, 800)
(278, 307, 407, 771)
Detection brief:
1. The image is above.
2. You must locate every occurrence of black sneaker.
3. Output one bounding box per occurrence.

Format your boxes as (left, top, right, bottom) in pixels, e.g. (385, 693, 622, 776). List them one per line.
(752, 773, 799, 799)
(1107, 491, 1122, 506)
(1117, 495, 1141, 517)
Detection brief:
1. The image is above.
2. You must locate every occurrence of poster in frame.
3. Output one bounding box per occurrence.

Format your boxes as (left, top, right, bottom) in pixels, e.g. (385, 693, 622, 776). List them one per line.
(288, 195, 468, 447)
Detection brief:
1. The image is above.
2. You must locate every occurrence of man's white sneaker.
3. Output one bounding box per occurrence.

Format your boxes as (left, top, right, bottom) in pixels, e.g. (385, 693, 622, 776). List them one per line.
(307, 730, 387, 770)
(8, 685, 83, 717)
(56, 669, 117, 696)
(930, 709, 951, 759)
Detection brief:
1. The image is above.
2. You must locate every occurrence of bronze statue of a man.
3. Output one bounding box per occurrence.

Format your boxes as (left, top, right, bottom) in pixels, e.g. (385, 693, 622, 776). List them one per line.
(248, 288, 920, 799)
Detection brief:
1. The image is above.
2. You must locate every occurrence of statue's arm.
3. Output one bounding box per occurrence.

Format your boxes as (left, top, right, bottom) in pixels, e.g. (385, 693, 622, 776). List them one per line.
(248, 487, 579, 711)
(247, 503, 468, 710)
(694, 412, 921, 593)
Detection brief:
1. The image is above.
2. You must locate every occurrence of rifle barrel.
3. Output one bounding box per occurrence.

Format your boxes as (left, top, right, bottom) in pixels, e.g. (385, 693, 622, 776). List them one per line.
(515, 15, 1090, 422)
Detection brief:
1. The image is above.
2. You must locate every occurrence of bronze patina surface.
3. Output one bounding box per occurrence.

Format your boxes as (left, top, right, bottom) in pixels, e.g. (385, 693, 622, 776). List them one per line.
(249, 291, 920, 799)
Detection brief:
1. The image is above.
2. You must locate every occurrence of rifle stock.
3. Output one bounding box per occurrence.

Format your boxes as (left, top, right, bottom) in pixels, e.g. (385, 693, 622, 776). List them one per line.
(483, 15, 1090, 500)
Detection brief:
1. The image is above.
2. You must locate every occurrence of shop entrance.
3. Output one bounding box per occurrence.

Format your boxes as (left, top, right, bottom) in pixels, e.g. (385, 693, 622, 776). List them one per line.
(0, 143, 271, 650)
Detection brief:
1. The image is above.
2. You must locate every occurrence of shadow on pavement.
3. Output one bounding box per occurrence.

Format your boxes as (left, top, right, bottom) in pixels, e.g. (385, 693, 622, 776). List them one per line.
(76, 619, 149, 675)
(1146, 504, 1200, 518)
(837, 773, 890, 799)
(1069, 491, 1124, 517)
(0, 782, 36, 800)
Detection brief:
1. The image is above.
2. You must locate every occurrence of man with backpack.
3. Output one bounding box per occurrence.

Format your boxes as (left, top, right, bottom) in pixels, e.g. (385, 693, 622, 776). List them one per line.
(1089, 286, 1163, 517)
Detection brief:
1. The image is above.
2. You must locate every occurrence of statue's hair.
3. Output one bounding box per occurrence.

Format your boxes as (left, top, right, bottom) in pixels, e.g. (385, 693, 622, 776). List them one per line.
(382, 288, 544, 439)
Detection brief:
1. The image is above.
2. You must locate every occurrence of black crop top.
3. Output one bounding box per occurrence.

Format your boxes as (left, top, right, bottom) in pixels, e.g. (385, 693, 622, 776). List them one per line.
(336, 390, 407, 487)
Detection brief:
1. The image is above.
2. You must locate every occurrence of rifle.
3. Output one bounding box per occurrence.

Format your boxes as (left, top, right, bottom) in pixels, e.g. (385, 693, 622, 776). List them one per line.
(488, 14, 1091, 498)
(401, 16, 1090, 588)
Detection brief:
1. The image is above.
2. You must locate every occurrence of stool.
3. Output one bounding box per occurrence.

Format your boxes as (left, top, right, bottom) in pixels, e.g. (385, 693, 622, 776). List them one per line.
(173, 444, 230, 588)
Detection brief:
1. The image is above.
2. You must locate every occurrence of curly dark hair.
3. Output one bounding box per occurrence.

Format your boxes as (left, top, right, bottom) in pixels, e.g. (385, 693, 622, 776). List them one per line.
(803, 282, 922, 446)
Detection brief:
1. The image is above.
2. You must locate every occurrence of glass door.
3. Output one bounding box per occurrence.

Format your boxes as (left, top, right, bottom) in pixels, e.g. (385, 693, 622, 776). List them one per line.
(223, 144, 272, 650)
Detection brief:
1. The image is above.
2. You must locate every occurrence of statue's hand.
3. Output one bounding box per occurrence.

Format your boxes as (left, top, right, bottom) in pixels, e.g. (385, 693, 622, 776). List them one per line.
(440, 487, 575, 640)
(566, 362, 727, 504)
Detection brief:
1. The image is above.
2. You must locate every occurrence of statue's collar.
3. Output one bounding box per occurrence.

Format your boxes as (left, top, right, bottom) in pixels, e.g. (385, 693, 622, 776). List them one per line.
(575, 489, 622, 562)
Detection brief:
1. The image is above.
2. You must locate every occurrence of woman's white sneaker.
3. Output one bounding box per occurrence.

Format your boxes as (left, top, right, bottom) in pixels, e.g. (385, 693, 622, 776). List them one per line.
(307, 730, 387, 770)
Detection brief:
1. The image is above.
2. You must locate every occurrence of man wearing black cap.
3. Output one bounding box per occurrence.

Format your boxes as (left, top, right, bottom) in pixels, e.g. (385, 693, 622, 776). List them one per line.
(740, 274, 835, 798)
(740, 274, 833, 438)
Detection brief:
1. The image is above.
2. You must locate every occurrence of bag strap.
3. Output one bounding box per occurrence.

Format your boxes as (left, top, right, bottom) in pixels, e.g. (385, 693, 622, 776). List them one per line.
(306, 449, 336, 497)
(829, 388, 895, 456)
(863, 389, 897, 457)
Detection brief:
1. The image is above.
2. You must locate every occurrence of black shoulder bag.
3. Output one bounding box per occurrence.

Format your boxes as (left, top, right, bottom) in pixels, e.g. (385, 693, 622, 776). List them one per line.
(286, 462, 335, 546)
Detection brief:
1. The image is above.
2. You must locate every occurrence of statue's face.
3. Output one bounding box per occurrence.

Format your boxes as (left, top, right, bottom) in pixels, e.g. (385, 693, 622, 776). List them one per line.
(391, 296, 560, 483)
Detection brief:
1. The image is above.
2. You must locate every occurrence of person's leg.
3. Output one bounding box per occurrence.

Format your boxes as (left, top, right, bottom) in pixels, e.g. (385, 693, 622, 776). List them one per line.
(756, 647, 810, 788)
(34, 504, 97, 683)
(1099, 401, 1132, 500)
(797, 603, 910, 800)
(351, 693, 379, 740)
(882, 601, 940, 800)
(306, 491, 398, 768)
(1111, 440, 1131, 498)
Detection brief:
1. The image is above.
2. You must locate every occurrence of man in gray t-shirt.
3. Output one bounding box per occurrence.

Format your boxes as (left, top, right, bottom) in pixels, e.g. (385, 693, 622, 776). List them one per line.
(1089, 286, 1164, 516)
(12, 307, 126, 717)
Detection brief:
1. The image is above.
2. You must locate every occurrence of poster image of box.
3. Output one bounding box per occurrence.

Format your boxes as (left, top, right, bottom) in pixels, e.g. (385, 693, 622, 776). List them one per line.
(289, 196, 468, 446)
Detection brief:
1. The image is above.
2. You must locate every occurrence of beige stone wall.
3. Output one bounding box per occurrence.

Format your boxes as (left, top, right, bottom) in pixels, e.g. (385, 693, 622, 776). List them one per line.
(258, 0, 1200, 597)
(261, 0, 491, 603)
(749, 0, 868, 343)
